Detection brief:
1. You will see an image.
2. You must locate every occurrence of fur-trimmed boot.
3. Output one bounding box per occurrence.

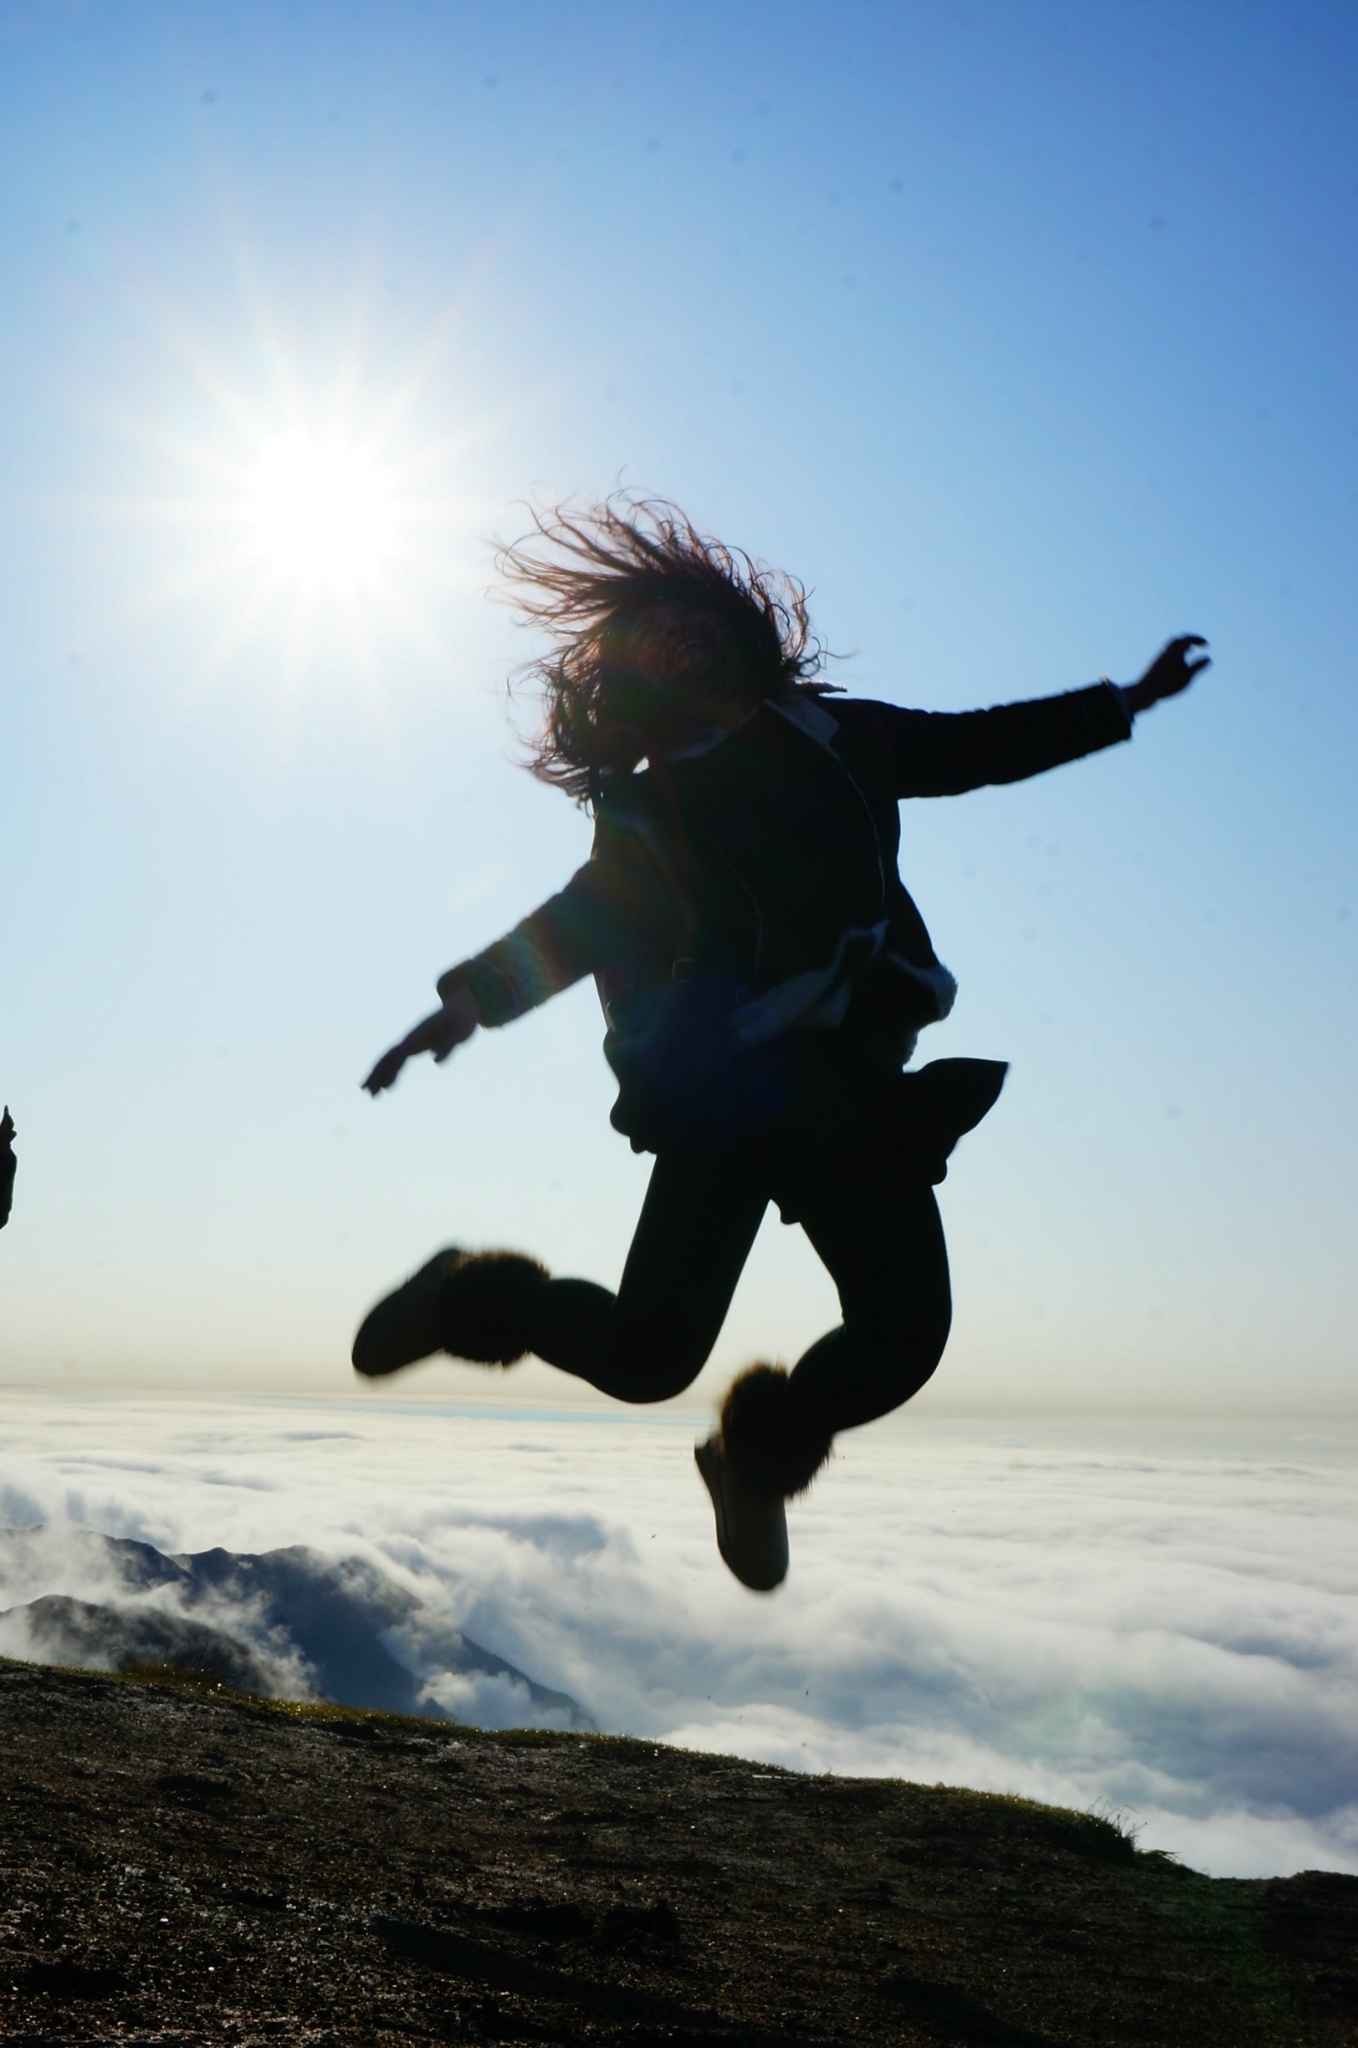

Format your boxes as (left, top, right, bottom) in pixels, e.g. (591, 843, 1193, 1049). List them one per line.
(352, 1247, 549, 1379)
(695, 1363, 833, 1592)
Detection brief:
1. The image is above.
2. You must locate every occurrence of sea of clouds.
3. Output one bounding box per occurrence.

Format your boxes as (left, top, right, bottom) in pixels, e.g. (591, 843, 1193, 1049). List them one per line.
(1, 1388, 1355, 1882)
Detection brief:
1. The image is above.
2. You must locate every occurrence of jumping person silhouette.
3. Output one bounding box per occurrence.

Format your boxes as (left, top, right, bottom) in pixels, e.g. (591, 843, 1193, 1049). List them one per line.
(355, 501, 1208, 1590)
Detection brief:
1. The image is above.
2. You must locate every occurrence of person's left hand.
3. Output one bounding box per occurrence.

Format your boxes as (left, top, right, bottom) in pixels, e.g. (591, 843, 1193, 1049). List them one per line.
(1124, 635, 1211, 715)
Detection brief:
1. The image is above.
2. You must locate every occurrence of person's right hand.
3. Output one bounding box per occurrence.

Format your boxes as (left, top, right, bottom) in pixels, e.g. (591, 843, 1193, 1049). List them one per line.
(362, 988, 480, 1096)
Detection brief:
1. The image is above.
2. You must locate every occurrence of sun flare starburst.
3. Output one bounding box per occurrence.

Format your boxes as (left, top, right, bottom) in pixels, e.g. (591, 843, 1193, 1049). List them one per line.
(243, 430, 398, 594)
(106, 292, 501, 711)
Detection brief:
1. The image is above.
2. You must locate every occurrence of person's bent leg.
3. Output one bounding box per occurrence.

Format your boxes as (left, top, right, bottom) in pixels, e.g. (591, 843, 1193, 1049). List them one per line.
(519, 1148, 769, 1404)
(717, 1175, 951, 1500)
(797, 1174, 952, 1427)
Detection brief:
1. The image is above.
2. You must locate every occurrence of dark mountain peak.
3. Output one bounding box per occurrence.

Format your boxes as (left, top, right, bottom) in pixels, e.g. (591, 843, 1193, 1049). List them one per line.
(0, 1525, 590, 1729)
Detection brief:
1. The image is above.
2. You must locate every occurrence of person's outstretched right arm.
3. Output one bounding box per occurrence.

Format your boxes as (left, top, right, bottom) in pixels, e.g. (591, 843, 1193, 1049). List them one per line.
(362, 781, 682, 1096)
(362, 988, 481, 1095)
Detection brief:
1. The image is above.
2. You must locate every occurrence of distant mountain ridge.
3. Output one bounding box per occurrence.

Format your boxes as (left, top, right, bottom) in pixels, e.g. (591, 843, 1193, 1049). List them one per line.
(0, 1526, 590, 1728)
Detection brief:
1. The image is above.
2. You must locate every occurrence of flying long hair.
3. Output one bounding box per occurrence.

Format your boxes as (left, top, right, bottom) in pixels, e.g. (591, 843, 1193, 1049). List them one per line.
(499, 497, 829, 804)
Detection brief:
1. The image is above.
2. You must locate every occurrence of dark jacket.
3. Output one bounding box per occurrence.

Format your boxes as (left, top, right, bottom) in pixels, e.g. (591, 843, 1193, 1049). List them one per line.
(441, 682, 1132, 1057)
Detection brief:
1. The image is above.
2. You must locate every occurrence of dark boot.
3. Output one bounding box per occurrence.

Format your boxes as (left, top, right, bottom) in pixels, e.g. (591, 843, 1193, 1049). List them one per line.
(718, 1361, 833, 1499)
(352, 1248, 549, 1378)
(695, 1363, 833, 1593)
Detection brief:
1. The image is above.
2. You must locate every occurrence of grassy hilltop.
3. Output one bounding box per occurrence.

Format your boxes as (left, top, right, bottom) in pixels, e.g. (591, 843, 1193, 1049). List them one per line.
(1, 1657, 1354, 2045)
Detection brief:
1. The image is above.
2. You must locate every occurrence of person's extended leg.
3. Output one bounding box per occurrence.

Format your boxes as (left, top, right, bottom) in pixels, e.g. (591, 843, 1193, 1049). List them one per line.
(353, 1148, 768, 1401)
(522, 1149, 768, 1402)
(715, 1171, 951, 1502)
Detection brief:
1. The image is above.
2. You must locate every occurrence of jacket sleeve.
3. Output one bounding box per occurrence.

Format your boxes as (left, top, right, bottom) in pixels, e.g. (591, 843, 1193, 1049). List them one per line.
(862, 682, 1133, 800)
(436, 790, 680, 1028)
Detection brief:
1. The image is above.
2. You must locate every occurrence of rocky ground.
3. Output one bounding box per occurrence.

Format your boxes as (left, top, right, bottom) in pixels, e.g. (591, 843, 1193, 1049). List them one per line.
(1, 1657, 1355, 2047)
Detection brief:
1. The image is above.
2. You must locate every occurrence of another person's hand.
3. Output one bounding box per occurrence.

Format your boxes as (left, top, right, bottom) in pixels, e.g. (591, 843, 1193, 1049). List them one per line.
(1124, 635, 1211, 715)
(0, 1105, 14, 1228)
(362, 988, 480, 1096)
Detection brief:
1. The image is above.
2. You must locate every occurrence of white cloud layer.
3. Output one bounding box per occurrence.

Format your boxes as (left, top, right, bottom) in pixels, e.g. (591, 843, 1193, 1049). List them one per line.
(1, 1389, 1355, 1881)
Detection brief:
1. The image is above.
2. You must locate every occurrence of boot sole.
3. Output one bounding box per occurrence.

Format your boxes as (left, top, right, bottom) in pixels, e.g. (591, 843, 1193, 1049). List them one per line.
(351, 1249, 464, 1378)
(695, 1438, 789, 1592)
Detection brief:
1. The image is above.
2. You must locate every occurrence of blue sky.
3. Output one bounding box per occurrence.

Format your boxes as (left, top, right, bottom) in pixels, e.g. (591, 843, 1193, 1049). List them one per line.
(1, 1, 1355, 1410)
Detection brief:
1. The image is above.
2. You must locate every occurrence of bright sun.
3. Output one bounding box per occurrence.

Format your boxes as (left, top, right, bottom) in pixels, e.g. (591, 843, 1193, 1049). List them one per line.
(125, 303, 483, 698)
(244, 430, 398, 593)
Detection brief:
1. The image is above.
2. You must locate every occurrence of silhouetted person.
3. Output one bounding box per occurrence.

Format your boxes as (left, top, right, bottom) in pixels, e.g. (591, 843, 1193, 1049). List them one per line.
(0, 1108, 15, 1229)
(352, 499, 1209, 1590)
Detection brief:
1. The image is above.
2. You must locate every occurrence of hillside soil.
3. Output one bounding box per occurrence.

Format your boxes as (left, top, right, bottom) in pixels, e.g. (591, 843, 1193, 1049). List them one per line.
(0, 1657, 1355, 2046)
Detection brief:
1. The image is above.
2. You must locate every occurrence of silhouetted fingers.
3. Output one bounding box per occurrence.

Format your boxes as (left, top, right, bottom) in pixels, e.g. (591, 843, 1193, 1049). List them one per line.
(1168, 635, 1209, 671)
(1144, 636, 1211, 697)
(363, 1046, 408, 1095)
(1172, 638, 1211, 688)
(1161, 635, 1207, 664)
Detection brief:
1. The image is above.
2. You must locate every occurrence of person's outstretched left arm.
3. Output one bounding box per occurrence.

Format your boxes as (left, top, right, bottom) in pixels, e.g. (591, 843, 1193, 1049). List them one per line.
(875, 636, 1210, 798)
